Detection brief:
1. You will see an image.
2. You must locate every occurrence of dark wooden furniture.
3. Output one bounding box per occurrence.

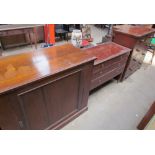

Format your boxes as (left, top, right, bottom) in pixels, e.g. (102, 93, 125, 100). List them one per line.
(0, 24, 43, 55)
(84, 42, 131, 90)
(137, 101, 155, 130)
(0, 44, 95, 130)
(113, 25, 155, 80)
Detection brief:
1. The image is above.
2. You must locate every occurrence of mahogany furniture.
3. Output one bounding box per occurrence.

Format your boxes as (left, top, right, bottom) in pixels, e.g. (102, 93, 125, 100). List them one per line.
(0, 24, 43, 55)
(137, 101, 155, 130)
(84, 42, 131, 90)
(0, 44, 95, 130)
(113, 25, 155, 80)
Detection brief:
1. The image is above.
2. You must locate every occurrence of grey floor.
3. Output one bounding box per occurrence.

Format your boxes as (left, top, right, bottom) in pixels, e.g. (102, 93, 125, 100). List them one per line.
(2, 25, 155, 130)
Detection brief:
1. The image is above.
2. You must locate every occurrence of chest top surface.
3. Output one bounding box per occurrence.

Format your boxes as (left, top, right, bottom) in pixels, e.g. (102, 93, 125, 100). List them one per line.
(113, 25, 155, 38)
(84, 42, 131, 65)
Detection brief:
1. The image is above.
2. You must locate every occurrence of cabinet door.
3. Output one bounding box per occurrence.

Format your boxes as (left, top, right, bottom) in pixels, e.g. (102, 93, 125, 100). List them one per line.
(0, 96, 20, 130)
(17, 70, 81, 129)
(18, 88, 49, 130)
(43, 71, 80, 125)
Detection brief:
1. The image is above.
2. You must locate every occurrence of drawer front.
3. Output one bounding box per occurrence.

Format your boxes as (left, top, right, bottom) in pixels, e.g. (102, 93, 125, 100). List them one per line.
(92, 60, 126, 80)
(92, 53, 129, 80)
(124, 66, 139, 80)
(93, 53, 129, 73)
(0, 31, 8, 36)
(7, 30, 25, 35)
(91, 66, 124, 90)
(132, 41, 147, 63)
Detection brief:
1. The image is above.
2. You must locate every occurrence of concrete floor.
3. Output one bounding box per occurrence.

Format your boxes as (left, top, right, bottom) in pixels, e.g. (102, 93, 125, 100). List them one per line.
(1, 25, 155, 130)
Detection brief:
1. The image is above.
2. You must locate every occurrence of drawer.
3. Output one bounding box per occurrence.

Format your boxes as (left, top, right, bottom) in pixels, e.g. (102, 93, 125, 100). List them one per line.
(0, 31, 8, 36)
(93, 54, 127, 74)
(92, 60, 126, 80)
(128, 60, 140, 73)
(124, 65, 139, 80)
(23, 28, 33, 33)
(134, 42, 147, 53)
(104, 56, 122, 67)
(91, 67, 124, 90)
(93, 64, 103, 73)
(7, 30, 25, 35)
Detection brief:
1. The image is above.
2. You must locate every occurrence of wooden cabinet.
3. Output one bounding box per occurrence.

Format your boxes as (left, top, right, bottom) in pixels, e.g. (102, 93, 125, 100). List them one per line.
(0, 44, 95, 130)
(113, 25, 155, 80)
(84, 42, 131, 90)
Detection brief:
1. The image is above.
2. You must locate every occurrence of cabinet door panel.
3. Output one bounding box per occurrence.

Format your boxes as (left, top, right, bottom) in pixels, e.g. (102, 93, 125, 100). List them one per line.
(0, 96, 20, 130)
(43, 71, 80, 125)
(18, 88, 49, 130)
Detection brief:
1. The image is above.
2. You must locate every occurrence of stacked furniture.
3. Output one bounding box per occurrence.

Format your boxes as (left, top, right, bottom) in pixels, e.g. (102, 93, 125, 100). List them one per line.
(0, 44, 95, 129)
(113, 25, 155, 80)
(84, 42, 131, 90)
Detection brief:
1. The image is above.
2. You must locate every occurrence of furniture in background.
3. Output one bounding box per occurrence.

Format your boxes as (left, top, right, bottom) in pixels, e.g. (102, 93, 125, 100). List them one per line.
(55, 24, 69, 41)
(145, 36, 155, 64)
(63, 24, 75, 32)
(137, 101, 155, 130)
(0, 44, 95, 130)
(84, 42, 131, 90)
(0, 25, 44, 54)
(113, 25, 155, 81)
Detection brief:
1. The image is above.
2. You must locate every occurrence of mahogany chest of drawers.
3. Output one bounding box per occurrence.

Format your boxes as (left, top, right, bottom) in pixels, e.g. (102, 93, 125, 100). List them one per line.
(113, 25, 155, 80)
(84, 42, 131, 90)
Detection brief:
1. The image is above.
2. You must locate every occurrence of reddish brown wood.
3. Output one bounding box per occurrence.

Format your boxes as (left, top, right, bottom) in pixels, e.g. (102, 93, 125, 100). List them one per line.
(113, 25, 155, 80)
(84, 42, 131, 90)
(137, 102, 155, 130)
(113, 25, 155, 38)
(0, 44, 95, 130)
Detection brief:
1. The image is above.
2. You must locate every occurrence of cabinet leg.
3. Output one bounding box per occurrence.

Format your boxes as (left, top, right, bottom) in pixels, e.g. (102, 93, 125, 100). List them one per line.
(33, 27, 38, 50)
(0, 48, 2, 56)
(28, 32, 33, 48)
(0, 39, 3, 56)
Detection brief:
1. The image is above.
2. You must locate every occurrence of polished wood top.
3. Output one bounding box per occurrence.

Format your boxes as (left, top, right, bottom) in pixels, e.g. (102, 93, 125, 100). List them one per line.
(84, 42, 131, 65)
(0, 44, 95, 94)
(113, 25, 155, 38)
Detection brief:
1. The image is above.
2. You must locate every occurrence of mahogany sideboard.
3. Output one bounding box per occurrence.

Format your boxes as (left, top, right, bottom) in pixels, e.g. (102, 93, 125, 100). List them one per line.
(113, 25, 155, 80)
(0, 44, 95, 130)
(84, 42, 131, 90)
